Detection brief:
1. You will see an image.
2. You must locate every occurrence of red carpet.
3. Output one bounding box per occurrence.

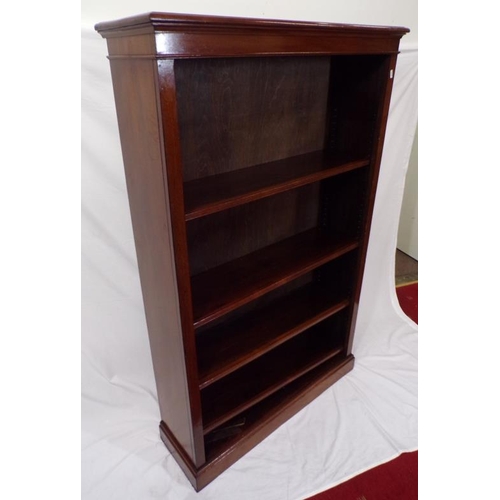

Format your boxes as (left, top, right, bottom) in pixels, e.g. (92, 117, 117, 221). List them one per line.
(307, 451, 418, 500)
(396, 282, 418, 323)
(306, 282, 418, 500)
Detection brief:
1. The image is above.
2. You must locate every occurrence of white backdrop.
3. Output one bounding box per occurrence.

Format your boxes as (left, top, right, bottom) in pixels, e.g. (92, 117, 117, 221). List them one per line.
(82, 21, 418, 499)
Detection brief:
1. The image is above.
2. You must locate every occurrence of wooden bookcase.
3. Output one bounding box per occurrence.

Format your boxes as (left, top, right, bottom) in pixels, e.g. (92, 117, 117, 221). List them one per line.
(95, 12, 408, 491)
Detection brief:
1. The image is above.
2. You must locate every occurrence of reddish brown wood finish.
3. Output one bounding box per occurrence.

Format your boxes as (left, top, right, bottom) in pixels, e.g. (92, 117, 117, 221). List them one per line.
(191, 229, 359, 328)
(96, 12, 408, 491)
(186, 184, 322, 276)
(199, 354, 355, 489)
(106, 57, 199, 463)
(344, 54, 400, 356)
(197, 283, 349, 388)
(96, 11, 409, 35)
(96, 12, 408, 58)
(155, 60, 206, 466)
(183, 152, 369, 220)
(160, 354, 354, 490)
(201, 313, 346, 433)
(175, 56, 331, 183)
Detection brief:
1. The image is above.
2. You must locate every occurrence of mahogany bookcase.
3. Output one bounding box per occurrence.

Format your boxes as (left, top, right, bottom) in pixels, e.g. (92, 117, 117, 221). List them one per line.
(95, 12, 408, 491)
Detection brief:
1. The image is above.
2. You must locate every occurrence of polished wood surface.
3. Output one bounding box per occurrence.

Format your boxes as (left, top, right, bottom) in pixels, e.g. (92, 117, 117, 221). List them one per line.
(191, 228, 359, 328)
(198, 355, 355, 489)
(96, 11, 409, 35)
(156, 60, 206, 465)
(201, 313, 346, 433)
(184, 151, 369, 220)
(203, 354, 352, 460)
(96, 11, 408, 491)
(96, 12, 408, 58)
(107, 58, 199, 463)
(344, 54, 399, 355)
(160, 354, 355, 490)
(186, 184, 320, 276)
(197, 283, 349, 388)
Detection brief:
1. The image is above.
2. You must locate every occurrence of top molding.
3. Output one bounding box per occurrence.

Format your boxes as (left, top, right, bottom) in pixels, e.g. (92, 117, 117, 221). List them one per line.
(95, 12, 409, 58)
(95, 12, 409, 37)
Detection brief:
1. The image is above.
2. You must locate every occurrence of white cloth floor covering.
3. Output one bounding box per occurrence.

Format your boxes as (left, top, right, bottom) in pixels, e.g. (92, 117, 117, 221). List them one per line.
(82, 26, 418, 500)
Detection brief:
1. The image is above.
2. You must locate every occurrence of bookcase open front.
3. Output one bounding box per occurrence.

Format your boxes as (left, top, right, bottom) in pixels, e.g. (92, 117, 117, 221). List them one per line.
(96, 12, 408, 491)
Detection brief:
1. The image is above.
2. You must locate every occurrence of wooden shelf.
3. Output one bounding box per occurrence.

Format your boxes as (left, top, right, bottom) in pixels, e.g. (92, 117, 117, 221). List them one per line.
(201, 317, 345, 434)
(184, 151, 369, 221)
(197, 283, 350, 388)
(191, 228, 359, 328)
(204, 353, 353, 462)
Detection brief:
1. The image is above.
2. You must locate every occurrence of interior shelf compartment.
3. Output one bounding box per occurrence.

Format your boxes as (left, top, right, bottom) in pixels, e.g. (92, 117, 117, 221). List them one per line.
(197, 284, 348, 389)
(183, 151, 369, 221)
(190, 228, 359, 328)
(204, 352, 352, 461)
(200, 311, 348, 434)
(196, 251, 357, 388)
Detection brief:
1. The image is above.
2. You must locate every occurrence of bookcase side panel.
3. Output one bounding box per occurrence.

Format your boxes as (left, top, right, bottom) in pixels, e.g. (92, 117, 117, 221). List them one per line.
(343, 53, 399, 354)
(156, 59, 206, 466)
(318, 55, 389, 353)
(107, 55, 198, 464)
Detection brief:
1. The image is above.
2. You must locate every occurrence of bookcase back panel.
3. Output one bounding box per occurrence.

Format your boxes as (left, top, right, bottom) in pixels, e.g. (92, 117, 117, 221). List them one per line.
(175, 56, 330, 182)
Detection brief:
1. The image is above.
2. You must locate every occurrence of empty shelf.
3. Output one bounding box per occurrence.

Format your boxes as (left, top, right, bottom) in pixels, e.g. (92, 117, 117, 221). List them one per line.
(197, 282, 349, 388)
(191, 228, 358, 328)
(184, 151, 369, 220)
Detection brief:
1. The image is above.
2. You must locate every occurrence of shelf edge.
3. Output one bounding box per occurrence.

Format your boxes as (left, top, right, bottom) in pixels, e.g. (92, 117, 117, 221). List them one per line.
(198, 299, 350, 389)
(184, 159, 369, 221)
(193, 239, 359, 329)
(202, 346, 343, 434)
